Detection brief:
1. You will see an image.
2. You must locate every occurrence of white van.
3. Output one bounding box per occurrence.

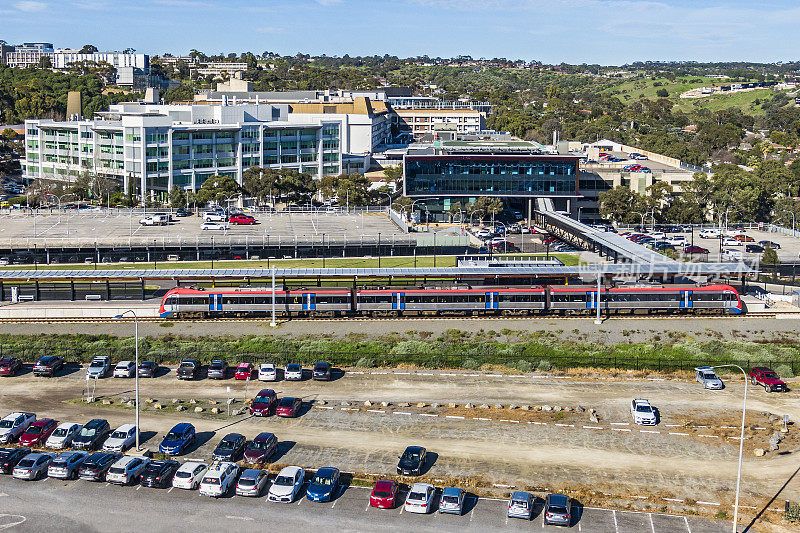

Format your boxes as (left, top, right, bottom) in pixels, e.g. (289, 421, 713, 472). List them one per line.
(699, 229, 721, 239)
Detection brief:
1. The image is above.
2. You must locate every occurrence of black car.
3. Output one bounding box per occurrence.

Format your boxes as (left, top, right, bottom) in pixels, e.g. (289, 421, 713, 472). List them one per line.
(33, 355, 65, 377)
(174, 208, 190, 217)
(758, 240, 780, 250)
(312, 362, 331, 381)
(397, 445, 427, 476)
(176, 359, 201, 380)
(78, 452, 121, 481)
(140, 459, 180, 488)
(207, 360, 227, 380)
(72, 419, 110, 450)
(0, 447, 31, 474)
(746, 244, 765, 253)
(138, 361, 157, 378)
(212, 433, 246, 461)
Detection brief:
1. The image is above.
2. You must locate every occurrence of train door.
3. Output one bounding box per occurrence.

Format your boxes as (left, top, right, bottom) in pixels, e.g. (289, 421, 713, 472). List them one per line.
(587, 291, 596, 309)
(208, 294, 222, 312)
(302, 293, 315, 311)
(485, 292, 499, 309)
(391, 293, 405, 310)
(681, 291, 692, 308)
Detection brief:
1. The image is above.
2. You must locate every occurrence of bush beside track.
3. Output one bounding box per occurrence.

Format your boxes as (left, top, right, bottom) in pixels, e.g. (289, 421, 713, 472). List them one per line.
(0, 332, 798, 377)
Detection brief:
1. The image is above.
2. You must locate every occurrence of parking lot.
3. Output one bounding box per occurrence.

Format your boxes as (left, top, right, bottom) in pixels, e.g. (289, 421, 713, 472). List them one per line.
(0, 210, 409, 247)
(0, 474, 729, 532)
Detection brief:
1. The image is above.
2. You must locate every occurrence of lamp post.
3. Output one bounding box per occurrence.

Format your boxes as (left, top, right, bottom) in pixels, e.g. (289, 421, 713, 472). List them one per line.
(708, 364, 748, 533)
(113, 310, 140, 451)
(210, 236, 214, 269)
(47, 193, 76, 237)
(781, 210, 796, 236)
(270, 265, 277, 328)
(153, 239, 157, 270)
(377, 232, 381, 268)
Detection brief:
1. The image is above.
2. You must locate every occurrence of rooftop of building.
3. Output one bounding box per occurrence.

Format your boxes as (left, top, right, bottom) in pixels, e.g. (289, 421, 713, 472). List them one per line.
(395, 108, 482, 115)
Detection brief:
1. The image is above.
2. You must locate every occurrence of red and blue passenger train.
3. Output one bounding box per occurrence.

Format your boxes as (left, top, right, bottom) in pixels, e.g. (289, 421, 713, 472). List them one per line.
(159, 284, 743, 318)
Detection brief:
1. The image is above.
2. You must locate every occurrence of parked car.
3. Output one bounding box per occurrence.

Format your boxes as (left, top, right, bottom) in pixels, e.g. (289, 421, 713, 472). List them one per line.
(176, 359, 201, 380)
(306, 467, 340, 502)
(106, 455, 149, 485)
(275, 397, 302, 418)
(284, 363, 302, 381)
(159, 423, 195, 455)
(113, 361, 136, 378)
(313, 361, 331, 381)
(397, 445, 426, 476)
(212, 433, 246, 461)
(258, 363, 277, 381)
(734, 235, 754, 242)
(0, 412, 36, 444)
(243, 432, 278, 464)
(140, 459, 180, 488)
(86, 356, 111, 378)
(236, 468, 269, 497)
(746, 244, 765, 253)
(47, 450, 87, 479)
(0, 357, 22, 376)
(45, 422, 82, 449)
(404, 482, 436, 514)
(139, 216, 161, 226)
(0, 447, 31, 474)
(722, 238, 742, 247)
(172, 461, 208, 490)
(508, 491, 534, 520)
(102, 424, 137, 452)
(202, 211, 226, 222)
(19, 418, 58, 447)
(199, 461, 239, 497)
(138, 361, 158, 378)
(201, 222, 228, 231)
(34, 355, 64, 377)
(439, 486, 466, 515)
(370, 480, 399, 509)
(268, 465, 305, 503)
(13, 452, 54, 480)
(758, 240, 780, 249)
(230, 214, 256, 225)
(234, 362, 255, 380)
(78, 451, 121, 481)
(630, 399, 657, 425)
(749, 367, 788, 392)
(695, 366, 724, 390)
(667, 236, 687, 246)
(544, 493, 573, 526)
(699, 229, 722, 239)
(72, 418, 110, 450)
(684, 245, 710, 254)
(249, 389, 278, 417)
(174, 208, 191, 217)
(207, 360, 227, 380)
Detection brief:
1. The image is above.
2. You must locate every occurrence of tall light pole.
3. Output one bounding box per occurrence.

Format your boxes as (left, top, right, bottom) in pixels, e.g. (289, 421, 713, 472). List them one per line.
(113, 310, 140, 451)
(709, 364, 748, 533)
(781, 210, 796, 236)
(270, 265, 277, 328)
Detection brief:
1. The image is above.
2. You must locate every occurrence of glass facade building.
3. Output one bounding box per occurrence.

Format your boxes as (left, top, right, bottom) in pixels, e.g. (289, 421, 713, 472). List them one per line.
(403, 155, 580, 197)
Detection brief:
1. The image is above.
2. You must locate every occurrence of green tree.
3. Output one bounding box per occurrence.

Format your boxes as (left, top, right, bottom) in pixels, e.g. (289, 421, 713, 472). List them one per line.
(655, 88, 669, 97)
(447, 201, 463, 222)
(38, 56, 52, 69)
(194, 175, 240, 207)
(599, 186, 646, 224)
(276, 169, 316, 205)
(762, 246, 779, 265)
(169, 185, 186, 208)
(242, 166, 280, 205)
(78, 44, 99, 54)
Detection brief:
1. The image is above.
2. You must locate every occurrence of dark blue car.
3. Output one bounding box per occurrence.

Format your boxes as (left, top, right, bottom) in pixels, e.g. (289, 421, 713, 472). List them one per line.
(306, 467, 340, 502)
(159, 423, 195, 455)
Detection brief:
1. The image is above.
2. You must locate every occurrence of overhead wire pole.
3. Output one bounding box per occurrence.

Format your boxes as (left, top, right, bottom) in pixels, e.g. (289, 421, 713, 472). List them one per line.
(595, 269, 602, 325)
(270, 265, 277, 328)
(113, 310, 140, 451)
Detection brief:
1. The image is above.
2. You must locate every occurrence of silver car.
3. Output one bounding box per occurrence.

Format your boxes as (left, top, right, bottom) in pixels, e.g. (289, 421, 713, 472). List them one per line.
(695, 366, 724, 390)
(544, 493, 572, 526)
(507, 491, 534, 519)
(235, 468, 269, 497)
(13, 452, 54, 480)
(47, 451, 88, 480)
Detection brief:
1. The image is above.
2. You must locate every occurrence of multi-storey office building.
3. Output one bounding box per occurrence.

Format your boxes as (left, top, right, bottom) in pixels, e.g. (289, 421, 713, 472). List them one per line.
(394, 108, 484, 139)
(22, 102, 342, 202)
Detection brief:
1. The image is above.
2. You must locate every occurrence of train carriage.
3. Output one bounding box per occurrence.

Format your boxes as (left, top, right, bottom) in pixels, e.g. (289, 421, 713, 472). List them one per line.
(160, 287, 352, 317)
(356, 287, 547, 317)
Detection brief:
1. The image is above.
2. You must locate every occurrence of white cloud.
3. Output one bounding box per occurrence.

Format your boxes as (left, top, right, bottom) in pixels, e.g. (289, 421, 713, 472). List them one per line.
(15, 1, 47, 11)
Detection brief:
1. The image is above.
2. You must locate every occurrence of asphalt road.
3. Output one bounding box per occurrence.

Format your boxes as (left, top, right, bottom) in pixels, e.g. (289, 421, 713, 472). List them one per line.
(0, 475, 730, 533)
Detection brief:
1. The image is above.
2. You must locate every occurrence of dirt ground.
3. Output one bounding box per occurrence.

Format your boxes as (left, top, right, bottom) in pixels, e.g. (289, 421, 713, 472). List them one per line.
(0, 367, 798, 529)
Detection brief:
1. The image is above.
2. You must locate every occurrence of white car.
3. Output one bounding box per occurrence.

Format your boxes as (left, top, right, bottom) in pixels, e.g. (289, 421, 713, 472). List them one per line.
(0, 412, 36, 444)
(47, 450, 88, 479)
(113, 361, 136, 378)
(631, 399, 658, 426)
(203, 212, 226, 222)
(199, 461, 239, 497)
(723, 238, 742, 247)
(46, 422, 82, 449)
(172, 461, 209, 490)
(695, 366, 724, 390)
(106, 455, 149, 485)
(201, 222, 228, 231)
(404, 482, 436, 514)
(284, 363, 302, 381)
(699, 229, 722, 239)
(474, 229, 492, 239)
(86, 356, 111, 378)
(267, 466, 305, 503)
(667, 236, 687, 246)
(258, 363, 277, 381)
(13, 452, 54, 480)
(648, 231, 666, 240)
(102, 424, 137, 452)
(139, 216, 158, 226)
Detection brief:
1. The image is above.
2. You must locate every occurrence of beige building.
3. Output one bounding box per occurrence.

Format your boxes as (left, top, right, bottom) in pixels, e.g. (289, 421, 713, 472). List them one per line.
(394, 108, 484, 139)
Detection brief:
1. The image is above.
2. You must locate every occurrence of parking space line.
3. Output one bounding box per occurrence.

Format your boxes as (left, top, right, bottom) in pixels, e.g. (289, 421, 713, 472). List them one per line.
(669, 432, 690, 436)
(583, 425, 604, 429)
(364, 503, 370, 512)
(649, 513, 655, 533)
(366, 410, 385, 414)
(696, 501, 720, 506)
(554, 423, 574, 427)
(697, 435, 719, 438)
(612, 428, 631, 432)
(445, 415, 465, 420)
(611, 422, 629, 426)
(394, 412, 411, 416)
(136, 485, 141, 491)
(499, 419, 520, 424)
(167, 487, 173, 493)
(613, 509, 619, 533)
(683, 515, 692, 533)
(640, 430, 660, 434)
(419, 413, 437, 417)
(473, 417, 492, 421)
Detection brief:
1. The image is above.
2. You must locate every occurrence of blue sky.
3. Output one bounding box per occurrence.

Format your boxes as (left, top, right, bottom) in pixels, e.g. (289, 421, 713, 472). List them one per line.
(1, 0, 799, 64)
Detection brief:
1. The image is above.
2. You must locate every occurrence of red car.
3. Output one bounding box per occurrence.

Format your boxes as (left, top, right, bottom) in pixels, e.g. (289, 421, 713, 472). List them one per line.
(234, 363, 255, 380)
(19, 418, 58, 447)
(749, 367, 788, 393)
(684, 245, 710, 254)
(249, 389, 278, 416)
(0, 357, 22, 376)
(229, 214, 256, 225)
(275, 397, 301, 418)
(370, 480, 399, 508)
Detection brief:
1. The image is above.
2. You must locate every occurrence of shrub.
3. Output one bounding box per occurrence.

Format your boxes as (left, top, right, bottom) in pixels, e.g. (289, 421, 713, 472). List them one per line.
(537, 360, 552, 372)
(514, 360, 533, 373)
(774, 364, 795, 379)
(462, 358, 480, 370)
(355, 357, 375, 368)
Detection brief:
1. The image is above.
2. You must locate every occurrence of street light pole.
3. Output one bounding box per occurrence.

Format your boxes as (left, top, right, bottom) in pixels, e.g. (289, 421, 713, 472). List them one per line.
(270, 265, 277, 328)
(710, 364, 748, 533)
(114, 310, 140, 451)
(594, 271, 602, 325)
